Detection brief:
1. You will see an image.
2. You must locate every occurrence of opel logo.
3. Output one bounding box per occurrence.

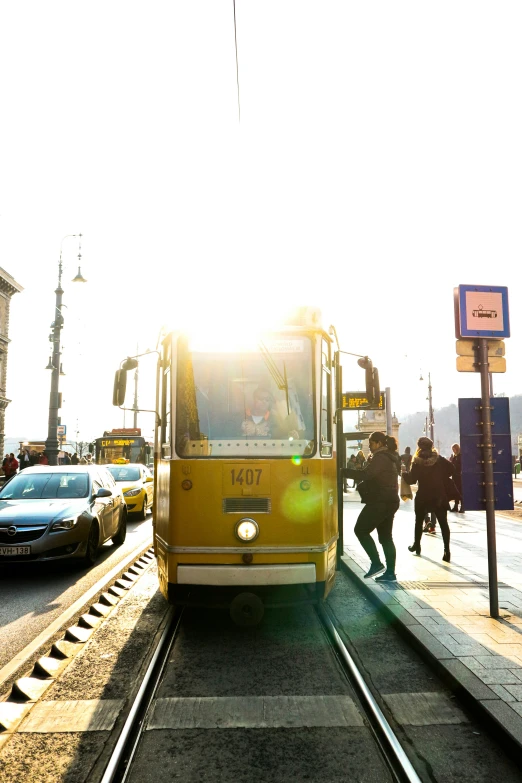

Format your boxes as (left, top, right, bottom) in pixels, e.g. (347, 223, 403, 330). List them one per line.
(7, 526, 17, 537)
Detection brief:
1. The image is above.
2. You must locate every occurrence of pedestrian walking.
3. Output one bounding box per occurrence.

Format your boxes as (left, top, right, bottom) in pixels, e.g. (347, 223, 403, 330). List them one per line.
(449, 444, 465, 513)
(71, 453, 79, 465)
(39, 451, 49, 465)
(85, 453, 93, 465)
(4, 453, 18, 478)
(355, 450, 366, 469)
(402, 436, 454, 562)
(63, 452, 71, 465)
(400, 446, 412, 472)
(343, 431, 400, 582)
(386, 436, 402, 476)
(18, 448, 32, 470)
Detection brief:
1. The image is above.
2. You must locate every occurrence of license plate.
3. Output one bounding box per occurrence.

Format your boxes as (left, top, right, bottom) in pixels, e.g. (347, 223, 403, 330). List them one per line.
(223, 465, 271, 496)
(0, 546, 31, 556)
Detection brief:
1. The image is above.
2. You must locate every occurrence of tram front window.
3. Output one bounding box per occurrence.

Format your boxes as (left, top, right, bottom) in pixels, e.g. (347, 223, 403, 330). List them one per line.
(175, 335, 315, 458)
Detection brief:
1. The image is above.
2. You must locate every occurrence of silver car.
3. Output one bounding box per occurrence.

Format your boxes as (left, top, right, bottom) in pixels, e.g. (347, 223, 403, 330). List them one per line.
(0, 465, 127, 566)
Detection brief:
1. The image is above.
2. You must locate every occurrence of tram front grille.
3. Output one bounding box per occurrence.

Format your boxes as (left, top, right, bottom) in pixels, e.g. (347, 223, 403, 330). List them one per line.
(222, 498, 271, 514)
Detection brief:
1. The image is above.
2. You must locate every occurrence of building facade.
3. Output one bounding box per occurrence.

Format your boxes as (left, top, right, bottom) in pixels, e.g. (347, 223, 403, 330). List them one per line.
(356, 409, 401, 456)
(0, 267, 23, 457)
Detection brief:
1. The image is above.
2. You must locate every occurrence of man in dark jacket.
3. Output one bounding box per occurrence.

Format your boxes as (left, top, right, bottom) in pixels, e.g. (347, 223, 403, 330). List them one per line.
(402, 436, 453, 562)
(344, 431, 400, 582)
(449, 443, 464, 513)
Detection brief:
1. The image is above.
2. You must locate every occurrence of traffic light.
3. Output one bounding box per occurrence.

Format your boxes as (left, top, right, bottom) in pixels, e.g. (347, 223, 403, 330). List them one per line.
(357, 357, 380, 405)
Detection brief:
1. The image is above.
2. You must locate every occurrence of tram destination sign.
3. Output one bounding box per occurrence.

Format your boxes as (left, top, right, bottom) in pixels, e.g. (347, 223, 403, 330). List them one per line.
(342, 391, 385, 411)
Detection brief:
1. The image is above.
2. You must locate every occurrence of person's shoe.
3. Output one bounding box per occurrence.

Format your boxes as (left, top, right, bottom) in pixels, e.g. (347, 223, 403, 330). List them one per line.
(408, 543, 421, 556)
(427, 526, 436, 534)
(364, 562, 385, 578)
(442, 550, 451, 563)
(458, 509, 465, 514)
(450, 506, 457, 512)
(422, 522, 431, 533)
(375, 571, 397, 582)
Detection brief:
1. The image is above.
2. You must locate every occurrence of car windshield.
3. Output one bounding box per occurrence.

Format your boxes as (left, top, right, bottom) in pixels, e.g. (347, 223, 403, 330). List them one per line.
(0, 472, 90, 500)
(106, 466, 141, 482)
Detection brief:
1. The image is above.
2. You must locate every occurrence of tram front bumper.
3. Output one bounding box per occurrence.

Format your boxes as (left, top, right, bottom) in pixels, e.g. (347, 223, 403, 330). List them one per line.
(177, 563, 316, 586)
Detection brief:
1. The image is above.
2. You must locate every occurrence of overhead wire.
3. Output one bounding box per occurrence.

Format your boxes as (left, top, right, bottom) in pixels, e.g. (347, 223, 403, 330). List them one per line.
(232, 0, 241, 121)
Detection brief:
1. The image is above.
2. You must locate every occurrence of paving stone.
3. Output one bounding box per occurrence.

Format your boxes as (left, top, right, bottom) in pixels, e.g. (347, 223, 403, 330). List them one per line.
(0, 702, 31, 732)
(503, 683, 522, 700)
(33, 656, 69, 678)
(51, 640, 83, 659)
(11, 677, 54, 702)
(78, 613, 102, 629)
(65, 625, 93, 643)
(89, 602, 112, 617)
(438, 659, 499, 700)
(99, 592, 119, 606)
(382, 691, 468, 725)
(479, 699, 522, 745)
(489, 684, 517, 702)
(407, 626, 454, 660)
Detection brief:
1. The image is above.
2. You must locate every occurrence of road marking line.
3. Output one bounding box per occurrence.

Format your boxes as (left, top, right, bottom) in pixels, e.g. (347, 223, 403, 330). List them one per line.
(18, 699, 124, 732)
(147, 695, 364, 729)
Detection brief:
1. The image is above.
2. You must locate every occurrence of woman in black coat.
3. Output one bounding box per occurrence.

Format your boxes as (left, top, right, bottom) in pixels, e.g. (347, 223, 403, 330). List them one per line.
(344, 431, 400, 582)
(402, 436, 454, 562)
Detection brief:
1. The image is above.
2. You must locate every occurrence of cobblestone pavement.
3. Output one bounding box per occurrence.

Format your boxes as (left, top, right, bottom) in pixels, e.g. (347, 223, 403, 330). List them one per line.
(342, 490, 522, 747)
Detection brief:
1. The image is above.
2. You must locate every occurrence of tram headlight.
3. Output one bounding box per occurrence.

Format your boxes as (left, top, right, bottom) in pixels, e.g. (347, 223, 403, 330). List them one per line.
(235, 518, 259, 543)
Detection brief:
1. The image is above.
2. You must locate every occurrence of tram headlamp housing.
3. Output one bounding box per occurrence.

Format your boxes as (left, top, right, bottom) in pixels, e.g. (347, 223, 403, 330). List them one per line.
(235, 518, 259, 543)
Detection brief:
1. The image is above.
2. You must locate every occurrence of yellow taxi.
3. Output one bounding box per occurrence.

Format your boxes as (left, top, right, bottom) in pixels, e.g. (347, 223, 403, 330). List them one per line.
(105, 462, 153, 520)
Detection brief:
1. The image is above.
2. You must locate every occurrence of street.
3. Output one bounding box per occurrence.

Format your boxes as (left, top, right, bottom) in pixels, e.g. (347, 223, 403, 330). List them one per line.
(0, 516, 153, 673)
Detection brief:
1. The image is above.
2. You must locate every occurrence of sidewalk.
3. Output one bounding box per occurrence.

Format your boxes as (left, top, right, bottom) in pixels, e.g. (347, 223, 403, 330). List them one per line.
(341, 490, 522, 750)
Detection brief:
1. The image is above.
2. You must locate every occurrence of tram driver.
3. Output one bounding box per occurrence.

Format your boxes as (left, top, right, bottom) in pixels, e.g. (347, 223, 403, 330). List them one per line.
(241, 386, 302, 440)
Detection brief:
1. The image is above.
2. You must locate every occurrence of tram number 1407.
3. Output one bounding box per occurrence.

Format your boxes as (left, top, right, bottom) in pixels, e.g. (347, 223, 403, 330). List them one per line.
(230, 468, 263, 486)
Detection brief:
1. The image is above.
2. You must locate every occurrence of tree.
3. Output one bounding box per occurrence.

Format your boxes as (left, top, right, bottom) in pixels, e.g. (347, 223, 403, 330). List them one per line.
(75, 441, 89, 457)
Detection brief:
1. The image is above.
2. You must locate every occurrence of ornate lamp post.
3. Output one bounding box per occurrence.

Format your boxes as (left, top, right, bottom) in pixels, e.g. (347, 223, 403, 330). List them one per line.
(44, 235, 87, 466)
(419, 371, 434, 441)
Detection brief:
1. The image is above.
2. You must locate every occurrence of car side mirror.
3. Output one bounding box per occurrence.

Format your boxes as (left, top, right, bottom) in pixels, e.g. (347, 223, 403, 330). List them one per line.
(145, 476, 153, 483)
(93, 487, 112, 499)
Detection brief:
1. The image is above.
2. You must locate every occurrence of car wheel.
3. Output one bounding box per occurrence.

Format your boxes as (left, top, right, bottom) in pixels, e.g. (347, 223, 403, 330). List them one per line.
(112, 507, 127, 546)
(81, 521, 100, 567)
(137, 496, 147, 521)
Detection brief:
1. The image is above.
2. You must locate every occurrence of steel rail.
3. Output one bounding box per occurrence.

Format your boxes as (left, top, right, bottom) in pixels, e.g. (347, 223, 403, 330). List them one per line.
(100, 605, 183, 783)
(317, 604, 422, 783)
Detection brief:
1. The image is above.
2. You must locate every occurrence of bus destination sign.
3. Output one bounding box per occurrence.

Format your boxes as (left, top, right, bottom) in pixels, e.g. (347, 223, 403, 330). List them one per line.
(342, 392, 385, 411)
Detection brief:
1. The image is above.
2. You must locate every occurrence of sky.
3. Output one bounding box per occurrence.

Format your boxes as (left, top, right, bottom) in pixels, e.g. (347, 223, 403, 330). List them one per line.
(1, 1, 521, 447)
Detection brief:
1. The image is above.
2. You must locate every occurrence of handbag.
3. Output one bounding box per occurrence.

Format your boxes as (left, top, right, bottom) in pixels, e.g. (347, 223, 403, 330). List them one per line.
(400, 476, 413, 501)
(357, 480, 375, 504)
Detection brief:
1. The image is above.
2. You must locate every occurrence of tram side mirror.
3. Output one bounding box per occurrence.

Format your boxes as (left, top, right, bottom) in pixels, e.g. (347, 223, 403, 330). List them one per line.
(357, 357, 380, 406)
(113, 370, 127, 406)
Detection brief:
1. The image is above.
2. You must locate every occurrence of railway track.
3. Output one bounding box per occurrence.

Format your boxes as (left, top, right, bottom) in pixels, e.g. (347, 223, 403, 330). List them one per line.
(100, 602, 422, 783)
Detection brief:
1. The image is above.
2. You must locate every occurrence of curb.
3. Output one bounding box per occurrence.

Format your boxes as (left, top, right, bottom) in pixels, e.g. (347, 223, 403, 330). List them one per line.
(339, 555, 522, 757)
(0, 548, 155, 747)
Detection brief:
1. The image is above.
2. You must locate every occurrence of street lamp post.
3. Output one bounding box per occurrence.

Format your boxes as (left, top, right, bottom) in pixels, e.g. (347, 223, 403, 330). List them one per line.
(45, 235, 86, 466)
(420, 371, 434, 441)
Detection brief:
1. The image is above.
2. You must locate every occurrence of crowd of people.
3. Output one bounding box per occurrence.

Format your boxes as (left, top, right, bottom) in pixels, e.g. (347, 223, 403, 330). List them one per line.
(1, 450, 95, 479)
(344, 434, 465, 582)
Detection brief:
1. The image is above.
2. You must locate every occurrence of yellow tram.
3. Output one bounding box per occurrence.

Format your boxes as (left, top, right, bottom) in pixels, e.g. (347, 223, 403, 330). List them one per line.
(113, 309, 376, 624)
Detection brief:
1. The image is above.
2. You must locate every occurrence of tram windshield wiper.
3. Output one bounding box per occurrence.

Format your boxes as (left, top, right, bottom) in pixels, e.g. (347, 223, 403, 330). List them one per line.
(259, 341, 290, 415)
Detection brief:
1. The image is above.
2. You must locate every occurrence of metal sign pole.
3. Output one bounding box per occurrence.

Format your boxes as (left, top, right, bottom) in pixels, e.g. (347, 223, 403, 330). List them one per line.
(335, 354, 344, 569)
(479, 338, 499, 618)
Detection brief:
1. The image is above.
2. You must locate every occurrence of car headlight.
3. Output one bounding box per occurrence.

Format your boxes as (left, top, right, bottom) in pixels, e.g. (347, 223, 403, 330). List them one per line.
(124, 488, 142, 497)
(51, 517, 79, 531)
